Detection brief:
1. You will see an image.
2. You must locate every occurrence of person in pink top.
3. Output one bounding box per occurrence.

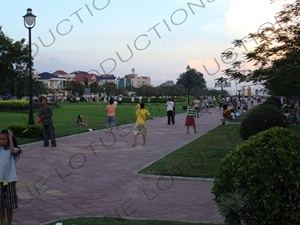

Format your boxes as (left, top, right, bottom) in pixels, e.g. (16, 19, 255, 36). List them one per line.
(100, 99, 117, 133)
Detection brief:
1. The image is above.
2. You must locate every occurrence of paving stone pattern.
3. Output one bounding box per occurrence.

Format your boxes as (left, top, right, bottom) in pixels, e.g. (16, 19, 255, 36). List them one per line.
(14, 107, 228, 225)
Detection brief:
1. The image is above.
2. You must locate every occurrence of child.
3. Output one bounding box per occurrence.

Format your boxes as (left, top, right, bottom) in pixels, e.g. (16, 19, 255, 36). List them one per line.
(221, 108, 232, 125)
(100, 99, 117, 133)
(132, 102, 153, 146)
(0, 130, 22, 225)
(76, 114, 88, 127)
(185, 102, 197, 134)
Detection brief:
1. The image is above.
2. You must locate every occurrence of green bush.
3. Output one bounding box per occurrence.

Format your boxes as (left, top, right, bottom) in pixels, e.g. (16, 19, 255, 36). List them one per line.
(0, 100, 59, 110)
(263, 96, 281, 109)
(8, 124, 43, 139)
(212, 127, 300, 225)
(240, 104, 288, 140)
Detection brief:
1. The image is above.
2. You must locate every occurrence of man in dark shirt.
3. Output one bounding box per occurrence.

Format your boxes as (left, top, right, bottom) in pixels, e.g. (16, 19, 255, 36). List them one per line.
(38, 97, 56, 147)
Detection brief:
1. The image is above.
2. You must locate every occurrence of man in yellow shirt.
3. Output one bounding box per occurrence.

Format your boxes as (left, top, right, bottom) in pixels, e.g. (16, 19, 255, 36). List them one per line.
(132, 102, 153, 146)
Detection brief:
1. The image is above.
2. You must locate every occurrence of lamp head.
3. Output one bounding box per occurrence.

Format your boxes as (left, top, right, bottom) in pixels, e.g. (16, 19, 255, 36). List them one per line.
(186, 65, 191, 72)
(23, 8, 36, 28)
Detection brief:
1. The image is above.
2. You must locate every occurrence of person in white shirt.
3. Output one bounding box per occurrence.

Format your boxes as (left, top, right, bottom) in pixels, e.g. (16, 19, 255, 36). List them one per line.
(166, 98, 175, 125)
(118, 96, 122, 105)
(193, 97, 201, 118)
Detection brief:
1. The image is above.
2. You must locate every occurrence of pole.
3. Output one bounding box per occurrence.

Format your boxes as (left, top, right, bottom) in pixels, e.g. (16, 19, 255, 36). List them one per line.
(14, 79, 16, 98)
(187, 72, 190, 104)
(221, 83, 223, 97)
(28, 27, 34, 125)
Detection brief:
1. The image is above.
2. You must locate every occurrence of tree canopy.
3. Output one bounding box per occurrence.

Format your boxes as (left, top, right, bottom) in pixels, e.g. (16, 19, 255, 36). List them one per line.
(222, 0, 300, 96)
(176, 68, 206, 90)
(0, 26, 29, 94)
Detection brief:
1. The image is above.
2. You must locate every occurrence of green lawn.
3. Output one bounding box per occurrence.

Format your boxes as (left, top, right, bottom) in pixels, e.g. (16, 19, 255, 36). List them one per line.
(139, 124, 243, 178)
(139, 123, 300, 178)
(46, 217, 223, 225)
(0, 101, 187, 145)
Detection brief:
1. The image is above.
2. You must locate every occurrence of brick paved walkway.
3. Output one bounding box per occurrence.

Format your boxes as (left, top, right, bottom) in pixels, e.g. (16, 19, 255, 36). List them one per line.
(14, 106, 226, 225)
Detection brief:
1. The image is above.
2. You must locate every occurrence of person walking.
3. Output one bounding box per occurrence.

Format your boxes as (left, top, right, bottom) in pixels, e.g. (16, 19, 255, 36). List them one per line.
(172, 98, 176, 122)
(39, 97, 57, 147)
(166, 98, 174, 125)
(193, 97, 201, 118)
(185, 102, 197, 134)
(101, 99, 117, 133)
(132, 102, 153, 146)
(0, 129, 22, 225)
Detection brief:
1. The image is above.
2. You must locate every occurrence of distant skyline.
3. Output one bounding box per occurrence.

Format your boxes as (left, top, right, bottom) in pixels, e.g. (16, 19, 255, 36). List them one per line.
(0, 0, 293, 93)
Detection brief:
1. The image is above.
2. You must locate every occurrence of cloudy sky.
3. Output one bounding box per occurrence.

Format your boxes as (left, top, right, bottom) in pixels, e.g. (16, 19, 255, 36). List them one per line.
(0, 0, 293, 93)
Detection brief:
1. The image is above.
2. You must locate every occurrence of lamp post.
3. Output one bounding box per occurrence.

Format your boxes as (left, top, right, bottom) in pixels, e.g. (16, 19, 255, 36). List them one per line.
(14, 79, 17, 98)
(237, 90, 241, 100)
(186, 65, 191, 104)
(23, 8, 36, 125)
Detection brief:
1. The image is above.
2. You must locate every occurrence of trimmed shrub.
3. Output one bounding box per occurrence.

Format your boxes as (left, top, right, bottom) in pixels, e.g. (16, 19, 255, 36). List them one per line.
(240, 104, 288, 140)
(263, 96, 281, 109)
(0, 100, 59, 110)
(212, 127, 300, 225)
(8, 124, 43, 139)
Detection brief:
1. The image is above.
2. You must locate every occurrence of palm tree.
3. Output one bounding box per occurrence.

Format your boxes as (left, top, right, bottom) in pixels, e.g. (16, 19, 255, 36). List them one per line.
(215, 77, 228, 97)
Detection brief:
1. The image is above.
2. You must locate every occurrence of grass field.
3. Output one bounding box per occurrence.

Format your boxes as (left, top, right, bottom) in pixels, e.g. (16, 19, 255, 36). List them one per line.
(139, 122, 300, 178)
(139, 124, 242, 178)
(0, 101, 187, 145)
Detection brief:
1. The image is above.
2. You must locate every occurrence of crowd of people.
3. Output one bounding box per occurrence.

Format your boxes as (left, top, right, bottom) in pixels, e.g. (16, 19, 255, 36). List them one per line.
(3, 94, 300, 224)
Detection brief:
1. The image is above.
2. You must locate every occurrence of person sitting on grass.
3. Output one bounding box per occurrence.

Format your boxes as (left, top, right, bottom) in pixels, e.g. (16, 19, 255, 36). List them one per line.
(76, 114, 88, 127)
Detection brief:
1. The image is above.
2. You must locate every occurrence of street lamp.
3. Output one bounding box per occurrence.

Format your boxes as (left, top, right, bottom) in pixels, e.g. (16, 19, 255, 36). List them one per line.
(23, 8, 36, 125)
(237, 90, 241, 100)
(186, 65, 191, 104)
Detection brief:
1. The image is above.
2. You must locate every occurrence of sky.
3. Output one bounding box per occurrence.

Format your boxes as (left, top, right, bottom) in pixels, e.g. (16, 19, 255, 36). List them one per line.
(0, 0, 294, 94)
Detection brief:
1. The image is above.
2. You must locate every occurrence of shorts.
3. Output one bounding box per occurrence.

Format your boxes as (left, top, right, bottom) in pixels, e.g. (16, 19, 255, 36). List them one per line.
(106, 116, 115, 127)
(185, 116, 195, 126)
(134, 124, 147, 135)
(0, 182, 18, 210)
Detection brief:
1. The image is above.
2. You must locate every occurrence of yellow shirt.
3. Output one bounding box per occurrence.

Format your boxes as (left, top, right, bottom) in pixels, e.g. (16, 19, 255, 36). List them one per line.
(135, 109, 150, 125)
(136, 103, 141, 110)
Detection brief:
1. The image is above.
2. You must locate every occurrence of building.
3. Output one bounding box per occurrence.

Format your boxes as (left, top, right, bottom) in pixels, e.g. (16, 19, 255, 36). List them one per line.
(121, 68, 151, 88)
(160, 80, 175, 87)
(98, 74, 116, 86)
(38, 72, 66, 94)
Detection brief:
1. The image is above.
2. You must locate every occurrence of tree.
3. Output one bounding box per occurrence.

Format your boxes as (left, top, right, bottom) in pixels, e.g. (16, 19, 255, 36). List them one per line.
(215, 77, 229, 97)
(222, 1, 300, 96)
(103, 82, 117, 96)
(90, 82, 100, 94)
(168, 84, 186, 97)
(135, 85, 159, 97)
(65, 81, 85, 96)
(177, 68, 206, 90)
(0, 27, 29, 94)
